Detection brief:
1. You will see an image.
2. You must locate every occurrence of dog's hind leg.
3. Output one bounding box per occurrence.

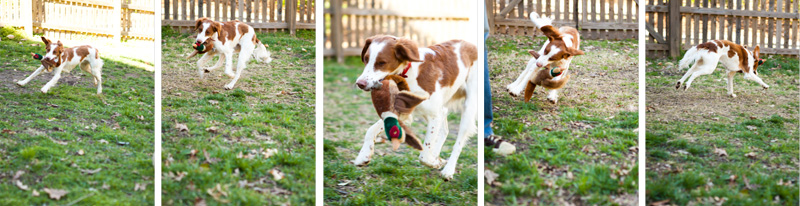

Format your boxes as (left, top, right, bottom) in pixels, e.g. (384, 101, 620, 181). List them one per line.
(90, 59, 104, 94)
(726, 71, 737, 97)
(677, 63, 700, 89)
(16, 65, 46, 86)
(224, 43, 255, 90)
(206, 54, 225, 73)
(441, 67, 479, 180)
(684, 62, 716, 91)
(419, 113, 447, 169)
(353, 120, 384, 166)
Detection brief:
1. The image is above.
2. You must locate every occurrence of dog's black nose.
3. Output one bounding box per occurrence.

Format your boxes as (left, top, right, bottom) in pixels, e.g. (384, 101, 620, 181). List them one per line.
(356, 79, 367, 90)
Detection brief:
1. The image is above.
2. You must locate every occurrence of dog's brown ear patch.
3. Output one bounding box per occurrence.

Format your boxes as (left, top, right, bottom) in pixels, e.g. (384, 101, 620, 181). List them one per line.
(527, 50, 540, 59)
(565, 47, 585, 56)
(395, 38, 422, 63)
(399, 121, 423, 151)
(361, 38, 373, 64)
(195, 17, 209, 32)
(41, 37, 50, 45)
(395, 91, 428, 115)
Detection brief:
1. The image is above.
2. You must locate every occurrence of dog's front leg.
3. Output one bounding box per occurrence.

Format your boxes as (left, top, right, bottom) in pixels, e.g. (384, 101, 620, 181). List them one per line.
(353, 120, 384, 166)
(441, 69, 479, 180)
(40, 66, 65, 93)
(726, 71, 737, 97)
(16, 65, 46, 86)
(507, 58, 538, 96)
(196, 52, 215, 79)
(431, 108, 450, 158)
(744, 73, 770, 89)
(418, 114, 447, 169)
(206, 53, 225, 73)
(224, 43, 255, 90)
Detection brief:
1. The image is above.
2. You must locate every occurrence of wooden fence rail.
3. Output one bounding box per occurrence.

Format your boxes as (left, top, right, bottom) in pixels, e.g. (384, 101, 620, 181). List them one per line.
(488, 0, 639, 40)
(324, 0, 473, 62)
(646, 0, 799, 57)
(161, 0, 315, 34)
(0, 0, 155, 41)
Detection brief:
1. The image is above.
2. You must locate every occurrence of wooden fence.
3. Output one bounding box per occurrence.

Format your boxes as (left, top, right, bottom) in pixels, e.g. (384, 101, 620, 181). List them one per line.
(488, 0, 639, 40)
(646, 0, 799, 57)
(0, 0, 155, 41)
(162, 0, 315, 34)
(324, 0, 473, 62)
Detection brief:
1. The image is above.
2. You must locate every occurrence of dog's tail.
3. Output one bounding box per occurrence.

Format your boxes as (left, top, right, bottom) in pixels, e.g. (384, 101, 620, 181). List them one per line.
(678, 46, 703, 70)
(529, 12, 554, 29)
(252, 37, 273, 63)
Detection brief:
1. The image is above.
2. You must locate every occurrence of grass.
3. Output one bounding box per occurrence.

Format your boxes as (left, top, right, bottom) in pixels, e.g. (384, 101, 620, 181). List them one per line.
(322, 57, 478, 205)
(160, 27, 315, 205)
(645, 54, 799, 205)
(0, 26, 155, 204)
(485, 34, 639, 205)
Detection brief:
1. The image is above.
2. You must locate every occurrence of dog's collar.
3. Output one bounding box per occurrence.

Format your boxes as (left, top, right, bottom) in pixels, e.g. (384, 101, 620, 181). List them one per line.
(400, 62, 411, 78)
(550, 67, 562, 77)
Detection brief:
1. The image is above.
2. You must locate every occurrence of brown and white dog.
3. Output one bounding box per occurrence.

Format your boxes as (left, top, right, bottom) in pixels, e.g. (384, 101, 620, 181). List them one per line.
(353, 35, 478, 180)
(192, 17, 272, 89)
(676, 40, 768, 97)
(17, 37, 104, 94)
(506, 12, 584, 103)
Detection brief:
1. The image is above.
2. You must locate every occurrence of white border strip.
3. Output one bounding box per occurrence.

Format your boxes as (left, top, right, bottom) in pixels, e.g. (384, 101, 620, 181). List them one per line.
(637, 0, 647, 205)
(315, 0, 324, 204)
(154, 0, 162, 204)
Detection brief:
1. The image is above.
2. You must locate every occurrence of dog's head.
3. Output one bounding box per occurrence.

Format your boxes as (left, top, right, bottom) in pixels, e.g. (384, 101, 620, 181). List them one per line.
(533, 26, 584, 68)
(194, 17, 221, 45)
(371, 75, 428, 151)
(355, 35, 422, 91)
(40, 37, 64, 72)
(750, 45, 762, 75)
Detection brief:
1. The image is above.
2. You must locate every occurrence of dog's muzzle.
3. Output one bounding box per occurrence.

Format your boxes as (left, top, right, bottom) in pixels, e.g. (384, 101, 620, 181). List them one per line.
(355, 79, 383, 91)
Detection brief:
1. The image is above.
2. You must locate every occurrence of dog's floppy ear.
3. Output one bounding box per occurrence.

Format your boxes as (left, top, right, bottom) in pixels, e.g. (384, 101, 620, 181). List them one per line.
(565, 47, 585, 56)
(394, 91, 428, 115)
(195, 17, 209, 32)
(395, 38, 422, 63)
(753, 45, 760, 58)
(361, 38, 373, 64)
(399, 121, 423, 151)
(41, 37, 50, 45)
(527, 50, 540, 59)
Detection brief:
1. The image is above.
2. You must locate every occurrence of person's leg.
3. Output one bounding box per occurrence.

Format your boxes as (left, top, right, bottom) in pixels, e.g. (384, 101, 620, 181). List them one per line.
(484, 32, 494, 137)
(484, 32, 515, 155)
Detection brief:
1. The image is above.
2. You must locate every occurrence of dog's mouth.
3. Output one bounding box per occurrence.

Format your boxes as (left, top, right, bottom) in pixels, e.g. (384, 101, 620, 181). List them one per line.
(41, 59, 57, 72)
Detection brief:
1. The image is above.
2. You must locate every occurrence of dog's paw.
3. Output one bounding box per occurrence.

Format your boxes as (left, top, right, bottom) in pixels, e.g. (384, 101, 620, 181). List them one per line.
(675, 82, 681, 89)
(224, 84, 234, 90)
(419, 155, 447, 169)
(728, 93, 737, 98)
(440, 169, 455, 181)
(40, 88, 49, 94)
(224, 71, 235, 78)
(763, 85, 770, 90)
(204, 69, 211, 73)
(15, 81, 25, 86)
(351, 158, 371, 167)
(506, 86, 522, 97)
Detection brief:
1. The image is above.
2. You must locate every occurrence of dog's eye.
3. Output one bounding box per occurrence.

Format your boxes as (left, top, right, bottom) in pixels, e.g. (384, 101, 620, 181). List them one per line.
(375, 61, 386, 66)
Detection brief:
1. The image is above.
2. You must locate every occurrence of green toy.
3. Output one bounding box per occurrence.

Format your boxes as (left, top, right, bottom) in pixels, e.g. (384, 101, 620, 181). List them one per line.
(550, 66, 562, 77)
(193, 42, 205, 51)
(383, 117, 403, 141)
(31, 53, 43, 60)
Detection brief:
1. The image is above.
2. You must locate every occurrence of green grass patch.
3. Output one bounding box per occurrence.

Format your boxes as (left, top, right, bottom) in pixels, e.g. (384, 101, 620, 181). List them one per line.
(0, 26, 154, 205)
(161, 28, 315, 205)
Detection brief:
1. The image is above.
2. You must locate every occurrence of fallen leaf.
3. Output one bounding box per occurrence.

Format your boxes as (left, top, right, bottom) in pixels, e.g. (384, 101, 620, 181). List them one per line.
(203, 149, 220, 164)
(194, 197, 207, 206)
(650, 199, 670, 206)
(134, 183, 147, 191)
(728, 175, 737, 185)
(208, 100, 219, 105)
(77, 149, 85, 156)
(99, 139, 109, 144)
(117, 141, 130, 146)
(713, 147, 728, 157)
(12, 170, 24, 180)
(485, 170, 500, 186)
(6, 34, 15, 39)
(32, 189, 39, 196)
(15, 180, 29, 190)
(337, 180, 351, 186)
(46, 103, 59, 108)
(206, 184, 230, 203)
(49, 137, 68, 145)
(743, 175, 760, 190)
(102, 183, 110, 190)
(269, 169, 284, 181)
(745, 152, 757, 159)
(746, 125, 757, 131)
(175, 122, 189, 132)
(261, 148, 278, 159)
(1, 129, 16, 134)
(43, 188, 68, 200)
(205, 126, 218, 133)
(80, 168, 102, 175)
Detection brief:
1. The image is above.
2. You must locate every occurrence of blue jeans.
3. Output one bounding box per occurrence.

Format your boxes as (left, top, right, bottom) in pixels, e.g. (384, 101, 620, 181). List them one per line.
(484, 32, 494, 136)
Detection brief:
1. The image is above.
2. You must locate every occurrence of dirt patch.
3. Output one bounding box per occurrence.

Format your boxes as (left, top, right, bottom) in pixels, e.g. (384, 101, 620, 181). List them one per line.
(646, 63, 797, 124)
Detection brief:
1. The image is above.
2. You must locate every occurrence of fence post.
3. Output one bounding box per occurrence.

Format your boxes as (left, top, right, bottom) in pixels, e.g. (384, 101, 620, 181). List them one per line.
(22, 0, 33, 37)
(113, 0, 122, 42)
(668, 0, 681, 58)
(331, 0, 343, 63)
(288, 0, 297, 36)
